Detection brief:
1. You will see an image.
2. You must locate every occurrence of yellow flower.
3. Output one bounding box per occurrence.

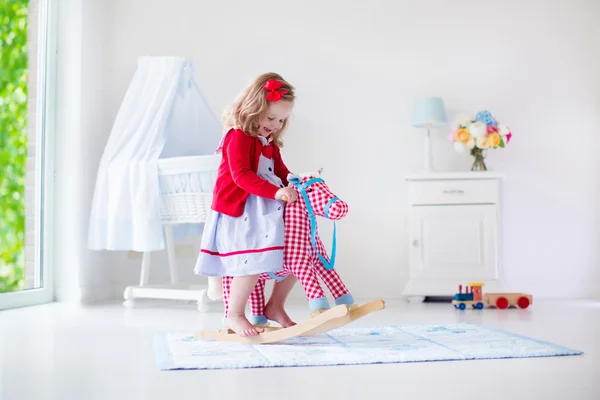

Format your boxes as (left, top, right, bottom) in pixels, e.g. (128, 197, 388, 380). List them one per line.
(455, 128, 471, 143)
(487, 133, 501, 148)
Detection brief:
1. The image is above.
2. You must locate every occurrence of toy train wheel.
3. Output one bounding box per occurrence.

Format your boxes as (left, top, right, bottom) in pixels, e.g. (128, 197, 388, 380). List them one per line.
(495, 297, 509, 309)
(475, 302, 484, 310)
(458, 303, 466, 310)
(517, 296, 530, 309)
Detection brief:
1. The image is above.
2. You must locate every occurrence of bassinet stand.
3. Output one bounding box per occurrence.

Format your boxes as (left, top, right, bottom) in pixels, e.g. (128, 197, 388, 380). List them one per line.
(122, 228, 221, 311)
(122, 163, 223, 311)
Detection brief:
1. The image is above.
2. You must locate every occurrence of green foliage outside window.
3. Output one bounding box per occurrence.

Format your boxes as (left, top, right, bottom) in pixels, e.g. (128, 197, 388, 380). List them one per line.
(0, 0, 29, 293)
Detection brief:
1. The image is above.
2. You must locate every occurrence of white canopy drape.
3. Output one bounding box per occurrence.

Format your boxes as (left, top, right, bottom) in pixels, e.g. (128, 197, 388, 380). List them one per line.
(88, 57, 221, 251)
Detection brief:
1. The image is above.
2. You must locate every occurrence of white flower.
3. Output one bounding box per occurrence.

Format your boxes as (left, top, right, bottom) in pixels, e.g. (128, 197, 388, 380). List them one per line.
(498, 124, 510, 135)
(454, 141, 467, 153)
(476, 136, 488, 148)
(469, 121, 487, 138)
(454, 114, 472, 129)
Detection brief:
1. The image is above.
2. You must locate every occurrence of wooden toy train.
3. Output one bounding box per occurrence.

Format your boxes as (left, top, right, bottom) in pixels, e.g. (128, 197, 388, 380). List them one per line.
(452, 282, 533, 310)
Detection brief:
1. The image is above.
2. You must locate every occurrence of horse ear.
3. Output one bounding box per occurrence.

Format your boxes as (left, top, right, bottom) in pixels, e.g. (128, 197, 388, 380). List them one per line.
(288, 173, 301, 185)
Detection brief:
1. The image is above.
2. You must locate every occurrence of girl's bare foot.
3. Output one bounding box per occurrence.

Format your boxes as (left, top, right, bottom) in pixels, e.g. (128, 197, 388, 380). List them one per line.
(227, 314, 264, 337)
(264, 303, 296, 328)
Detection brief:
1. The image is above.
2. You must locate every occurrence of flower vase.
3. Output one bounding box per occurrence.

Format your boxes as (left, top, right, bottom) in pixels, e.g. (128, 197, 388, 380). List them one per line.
(470, 148, 487, 171)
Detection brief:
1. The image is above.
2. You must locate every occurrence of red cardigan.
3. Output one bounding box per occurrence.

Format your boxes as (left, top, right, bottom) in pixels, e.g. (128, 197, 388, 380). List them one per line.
(211, 128, 291, 217)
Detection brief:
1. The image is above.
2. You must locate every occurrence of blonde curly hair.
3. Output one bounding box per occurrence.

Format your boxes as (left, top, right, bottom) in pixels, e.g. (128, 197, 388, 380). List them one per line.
(222, 72, 295, 147)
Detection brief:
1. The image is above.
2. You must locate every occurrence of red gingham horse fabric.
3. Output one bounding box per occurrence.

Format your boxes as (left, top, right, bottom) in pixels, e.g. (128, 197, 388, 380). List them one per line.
(221, 276, 232, 317)
(222, 275, 267, 318)
(248, 278, 265, 317)
(221, 174, 351, 319)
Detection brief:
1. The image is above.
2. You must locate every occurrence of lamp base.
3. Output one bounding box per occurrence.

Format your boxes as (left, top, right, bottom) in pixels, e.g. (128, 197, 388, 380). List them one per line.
(423, 128, 435, 172)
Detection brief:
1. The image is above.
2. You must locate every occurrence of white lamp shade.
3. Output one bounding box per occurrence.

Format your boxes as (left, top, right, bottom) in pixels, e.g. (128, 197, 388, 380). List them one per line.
(412, 97, 447, 128)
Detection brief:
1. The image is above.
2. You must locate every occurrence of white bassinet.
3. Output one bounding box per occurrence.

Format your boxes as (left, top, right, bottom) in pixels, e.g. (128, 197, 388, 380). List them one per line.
(89, 57, 224, 311)
(159, 154, 223, 306)
(125, 154, 223, 310)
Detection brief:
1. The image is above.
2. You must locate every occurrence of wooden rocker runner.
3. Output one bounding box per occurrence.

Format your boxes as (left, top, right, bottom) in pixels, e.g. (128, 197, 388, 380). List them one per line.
(195, 300, 385, 344)
(196, 171, 385, 344)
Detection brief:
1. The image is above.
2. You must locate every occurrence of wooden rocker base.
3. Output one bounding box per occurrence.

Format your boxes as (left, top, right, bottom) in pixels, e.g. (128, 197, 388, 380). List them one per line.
(301, 299, 385, 337)
(195, 304, 350, 344)
(194, 300, 385, 344)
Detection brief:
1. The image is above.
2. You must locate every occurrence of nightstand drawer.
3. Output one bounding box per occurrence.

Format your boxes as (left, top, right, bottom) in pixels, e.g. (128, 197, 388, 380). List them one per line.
(409, 180, 498, 205)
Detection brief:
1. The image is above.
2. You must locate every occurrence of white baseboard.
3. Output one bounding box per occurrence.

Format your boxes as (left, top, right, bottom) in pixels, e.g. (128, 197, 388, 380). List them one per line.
(54, 282, 116, 304)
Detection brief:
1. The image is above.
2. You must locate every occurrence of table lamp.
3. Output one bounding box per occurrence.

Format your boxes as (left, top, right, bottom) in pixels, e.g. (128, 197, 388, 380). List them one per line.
(412, 97, 447, 172)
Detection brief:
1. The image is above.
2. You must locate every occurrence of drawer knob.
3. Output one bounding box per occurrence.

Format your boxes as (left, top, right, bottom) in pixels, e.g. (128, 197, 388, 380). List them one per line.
(443, 189, 464, 195)
(412, 239, 419, 247)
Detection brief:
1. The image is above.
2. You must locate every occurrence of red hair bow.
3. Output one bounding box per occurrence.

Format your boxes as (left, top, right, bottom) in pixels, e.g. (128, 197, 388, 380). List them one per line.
(263, 79, 288, 102)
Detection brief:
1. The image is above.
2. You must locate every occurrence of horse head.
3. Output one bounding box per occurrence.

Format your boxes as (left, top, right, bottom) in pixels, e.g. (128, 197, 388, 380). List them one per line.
(287, 169, 348, 220)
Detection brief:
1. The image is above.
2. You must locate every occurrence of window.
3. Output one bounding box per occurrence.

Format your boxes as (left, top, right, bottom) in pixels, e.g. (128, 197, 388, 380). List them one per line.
(0, 0, 55, 309)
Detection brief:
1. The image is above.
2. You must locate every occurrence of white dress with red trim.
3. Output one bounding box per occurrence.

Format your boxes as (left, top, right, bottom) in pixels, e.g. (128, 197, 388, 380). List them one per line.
(194, 135, 285, 277)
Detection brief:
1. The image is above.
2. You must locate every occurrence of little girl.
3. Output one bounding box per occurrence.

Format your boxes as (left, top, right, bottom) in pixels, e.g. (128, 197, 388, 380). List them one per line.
(194, 72, 299, 337)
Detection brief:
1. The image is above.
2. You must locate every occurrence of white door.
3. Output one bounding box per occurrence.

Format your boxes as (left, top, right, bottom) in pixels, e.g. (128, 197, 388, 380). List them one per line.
(408, 204, 498, 281)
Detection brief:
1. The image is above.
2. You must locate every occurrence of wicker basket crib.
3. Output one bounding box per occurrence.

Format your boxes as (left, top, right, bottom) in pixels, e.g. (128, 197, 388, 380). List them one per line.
(157, 154, 220, 223)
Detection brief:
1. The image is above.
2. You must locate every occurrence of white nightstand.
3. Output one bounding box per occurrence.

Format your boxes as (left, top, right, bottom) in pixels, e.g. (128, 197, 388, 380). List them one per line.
(402, 172, 507, 303)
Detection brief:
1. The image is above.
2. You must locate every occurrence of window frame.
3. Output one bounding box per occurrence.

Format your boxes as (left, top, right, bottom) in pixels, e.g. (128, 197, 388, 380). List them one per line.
(0, 0, 57, 310)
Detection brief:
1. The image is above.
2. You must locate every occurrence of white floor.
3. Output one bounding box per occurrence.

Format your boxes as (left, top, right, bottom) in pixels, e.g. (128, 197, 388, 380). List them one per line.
(1, 297, 599, 400)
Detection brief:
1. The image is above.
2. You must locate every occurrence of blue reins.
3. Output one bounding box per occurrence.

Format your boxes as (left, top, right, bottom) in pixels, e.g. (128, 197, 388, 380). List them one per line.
(293, 177, 338, 270)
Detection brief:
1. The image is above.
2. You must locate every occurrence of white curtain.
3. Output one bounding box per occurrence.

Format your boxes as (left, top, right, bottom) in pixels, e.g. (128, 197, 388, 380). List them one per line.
(88, 56, 220, 251)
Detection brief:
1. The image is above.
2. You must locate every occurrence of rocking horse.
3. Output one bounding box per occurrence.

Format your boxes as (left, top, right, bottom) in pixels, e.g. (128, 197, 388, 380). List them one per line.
(195, 170, 385, 344)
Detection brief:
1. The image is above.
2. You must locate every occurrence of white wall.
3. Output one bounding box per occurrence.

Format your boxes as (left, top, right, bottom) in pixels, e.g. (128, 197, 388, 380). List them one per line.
(54, 0, 115, 302)
(59, 0, 600, 302)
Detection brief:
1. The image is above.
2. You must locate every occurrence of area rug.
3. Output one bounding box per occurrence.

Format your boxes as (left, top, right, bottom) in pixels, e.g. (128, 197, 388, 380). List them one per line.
(153, 322, 582, 370)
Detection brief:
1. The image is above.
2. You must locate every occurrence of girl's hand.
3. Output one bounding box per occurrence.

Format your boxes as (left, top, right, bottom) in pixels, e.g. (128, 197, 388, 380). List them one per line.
(275, 187, 298, 203)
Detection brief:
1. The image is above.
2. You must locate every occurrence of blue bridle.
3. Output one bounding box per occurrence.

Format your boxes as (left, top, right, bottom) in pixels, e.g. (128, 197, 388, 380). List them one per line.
(293, 177, 339, 270)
